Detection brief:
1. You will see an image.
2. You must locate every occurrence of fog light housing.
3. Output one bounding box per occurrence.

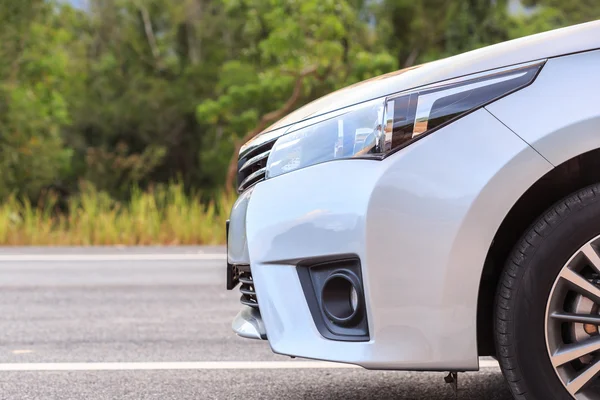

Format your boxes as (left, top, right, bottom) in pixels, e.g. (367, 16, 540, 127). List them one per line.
(321, 272, 363, 326)
(297, 258, 369, 341)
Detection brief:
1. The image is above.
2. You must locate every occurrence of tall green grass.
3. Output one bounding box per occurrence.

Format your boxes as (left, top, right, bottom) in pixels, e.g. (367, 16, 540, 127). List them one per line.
(0, 184, 234, 246)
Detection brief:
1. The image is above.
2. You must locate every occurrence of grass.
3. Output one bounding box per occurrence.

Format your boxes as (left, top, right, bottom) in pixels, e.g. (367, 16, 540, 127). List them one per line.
(0, 184, 234, 246)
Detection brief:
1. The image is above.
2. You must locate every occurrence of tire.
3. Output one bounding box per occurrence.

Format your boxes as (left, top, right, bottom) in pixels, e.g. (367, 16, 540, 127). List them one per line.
(495, 183, 600, 400)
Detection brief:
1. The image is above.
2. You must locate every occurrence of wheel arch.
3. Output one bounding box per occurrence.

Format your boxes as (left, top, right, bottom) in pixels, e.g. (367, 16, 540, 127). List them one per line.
(477, 147, 600, 356)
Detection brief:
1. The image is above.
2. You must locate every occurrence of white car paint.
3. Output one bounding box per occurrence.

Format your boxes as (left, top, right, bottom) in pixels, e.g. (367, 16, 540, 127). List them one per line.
(244, 109, 551, 370)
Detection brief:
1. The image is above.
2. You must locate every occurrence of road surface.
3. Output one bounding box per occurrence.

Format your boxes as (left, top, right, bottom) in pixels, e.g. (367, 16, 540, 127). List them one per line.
(0, 247, 512, 399)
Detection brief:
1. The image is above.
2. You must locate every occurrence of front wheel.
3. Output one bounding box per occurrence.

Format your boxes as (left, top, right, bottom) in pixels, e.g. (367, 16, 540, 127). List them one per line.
(496, 184, 600, 400)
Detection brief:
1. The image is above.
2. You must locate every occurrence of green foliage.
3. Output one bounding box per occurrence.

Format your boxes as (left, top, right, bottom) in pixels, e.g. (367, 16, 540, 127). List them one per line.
(0, 0, 595, 243)
(0, 0, 74, 200)
(196, 0, 397, 188)
(508, 6, 567, 37)
(522, 0, 600, 25)
(372, 0, 513, 66)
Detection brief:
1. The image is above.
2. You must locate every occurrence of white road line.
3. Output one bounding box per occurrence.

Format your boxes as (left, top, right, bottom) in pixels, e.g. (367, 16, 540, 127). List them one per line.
(0, 254, 226, 262)
(0, 361, 357, 371)
(0, 360, 500, 372)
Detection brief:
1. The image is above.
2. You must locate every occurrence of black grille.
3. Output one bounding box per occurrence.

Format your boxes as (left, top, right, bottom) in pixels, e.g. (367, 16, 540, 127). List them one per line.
(238, 266, 259, 309)
(237, 140, 276, 193)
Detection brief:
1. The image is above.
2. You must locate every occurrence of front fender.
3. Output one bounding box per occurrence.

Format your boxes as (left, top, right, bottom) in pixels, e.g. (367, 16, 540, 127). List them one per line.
(487, 49, 600, 167)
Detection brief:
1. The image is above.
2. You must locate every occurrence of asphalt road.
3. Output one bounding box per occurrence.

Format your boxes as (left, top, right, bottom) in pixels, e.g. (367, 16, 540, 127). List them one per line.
(0, 247, 513, 400)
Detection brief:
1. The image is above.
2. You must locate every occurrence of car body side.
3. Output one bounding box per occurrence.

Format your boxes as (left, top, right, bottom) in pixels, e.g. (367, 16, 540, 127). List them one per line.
(229, 31, 600, 370)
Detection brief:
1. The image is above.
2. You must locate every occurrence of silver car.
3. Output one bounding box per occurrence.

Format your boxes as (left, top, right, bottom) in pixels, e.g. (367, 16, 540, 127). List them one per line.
(226, 21, 600, 400)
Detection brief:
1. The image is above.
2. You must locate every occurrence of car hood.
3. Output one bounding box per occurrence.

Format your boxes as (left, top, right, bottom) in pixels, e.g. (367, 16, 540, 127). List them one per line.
(259, 20, 600, 137)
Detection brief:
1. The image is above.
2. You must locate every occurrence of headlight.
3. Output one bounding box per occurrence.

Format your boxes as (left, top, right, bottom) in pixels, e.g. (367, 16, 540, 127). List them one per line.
(266, 61, 543, 179)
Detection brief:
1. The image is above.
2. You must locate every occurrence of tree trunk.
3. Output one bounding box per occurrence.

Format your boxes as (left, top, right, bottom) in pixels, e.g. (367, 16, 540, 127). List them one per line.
(186, 0, 203, 65)
(139, 4, 160, 65)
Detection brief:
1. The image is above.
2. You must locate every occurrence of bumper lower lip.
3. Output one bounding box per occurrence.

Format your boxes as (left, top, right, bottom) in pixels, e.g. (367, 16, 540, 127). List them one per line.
(232, 306, 267, 340)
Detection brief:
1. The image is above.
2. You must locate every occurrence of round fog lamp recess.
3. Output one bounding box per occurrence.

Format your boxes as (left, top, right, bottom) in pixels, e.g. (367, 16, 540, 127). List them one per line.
(320, 272, 363, 326)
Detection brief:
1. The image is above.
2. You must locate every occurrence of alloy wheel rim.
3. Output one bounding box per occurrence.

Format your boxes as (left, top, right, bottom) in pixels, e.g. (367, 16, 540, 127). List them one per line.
(546, 235, 600, 399)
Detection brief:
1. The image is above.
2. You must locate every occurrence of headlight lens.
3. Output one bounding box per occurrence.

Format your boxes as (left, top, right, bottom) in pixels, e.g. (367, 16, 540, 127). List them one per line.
(266, 61, 543, 179)
(266, 99, 385, 179)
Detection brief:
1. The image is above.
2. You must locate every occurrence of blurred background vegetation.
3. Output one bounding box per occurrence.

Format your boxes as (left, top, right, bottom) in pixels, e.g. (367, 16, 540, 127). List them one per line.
(0, 0, 597, 245)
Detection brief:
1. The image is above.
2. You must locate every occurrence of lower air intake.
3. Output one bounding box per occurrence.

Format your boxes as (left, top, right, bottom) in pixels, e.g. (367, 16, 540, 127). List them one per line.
(238, 266, 259, 309)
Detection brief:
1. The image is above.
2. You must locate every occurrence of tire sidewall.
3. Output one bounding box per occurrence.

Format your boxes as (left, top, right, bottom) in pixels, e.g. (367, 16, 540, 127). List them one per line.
(505, 194, 600, 400)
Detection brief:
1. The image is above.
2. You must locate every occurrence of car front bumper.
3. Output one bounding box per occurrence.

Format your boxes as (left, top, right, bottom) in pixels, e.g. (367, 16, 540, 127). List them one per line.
(228, 108, 553, 371)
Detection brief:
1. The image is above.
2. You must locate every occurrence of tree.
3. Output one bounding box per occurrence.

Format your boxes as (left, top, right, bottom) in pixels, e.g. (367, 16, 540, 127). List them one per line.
(59, 0, 241, 198)
(0, 0, 594, 204)
(522, 0, 600, 25)
(372, 0, 511, 67)
(0, 0, 73, 200)
(197, 0, 396, 191)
